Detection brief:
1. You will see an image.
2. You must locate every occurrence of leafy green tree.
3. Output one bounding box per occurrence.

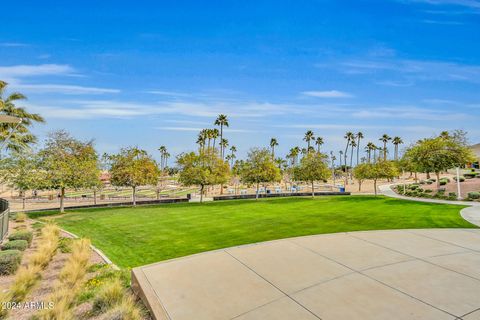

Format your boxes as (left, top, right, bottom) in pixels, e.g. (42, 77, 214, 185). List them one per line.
(108, 147, 160, 206)
(239, 148, 281, 199)
(38, 130, 101, 212)
(407, 133, 475, 189)
(293, 152, 330, 197)
(354, 161, 398, 196)
(177, 149, 230, 202)
(1, 151, 43, 209)
(0, 81, 45, 152)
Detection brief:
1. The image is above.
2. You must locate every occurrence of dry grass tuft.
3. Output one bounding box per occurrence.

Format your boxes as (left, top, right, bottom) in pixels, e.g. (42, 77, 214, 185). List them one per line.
(92, 277, 124, 313)
(15, 212, 27, 222)
(99, 295, 142, 320)
(10, 264, 42, 301)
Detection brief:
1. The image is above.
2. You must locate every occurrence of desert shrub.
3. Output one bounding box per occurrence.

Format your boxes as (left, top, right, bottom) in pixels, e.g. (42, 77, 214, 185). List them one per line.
(15, 212, 27, 222)
(453, 176, 465, 182)
(409, 184, 419, 190)
(464, 173, 478, 179)
(99, 295, 142, 320)
(424, 189, 433, 193)
(10, 264, 42, 301)
(0, 250, 22, 275)
(58, 237, 74, 253)
(419, 180, 426, 185)
(428, 178, 436, 182)
(93, 278, 124, 313)
(2, 239, 28, 251)
(468, 192, 480, 200)
(8, 230, 33, 245)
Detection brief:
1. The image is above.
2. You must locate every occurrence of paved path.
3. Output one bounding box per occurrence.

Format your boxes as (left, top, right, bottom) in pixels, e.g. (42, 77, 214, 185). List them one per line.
(132, 229, 480, 320)
(378, 184, 480, 227)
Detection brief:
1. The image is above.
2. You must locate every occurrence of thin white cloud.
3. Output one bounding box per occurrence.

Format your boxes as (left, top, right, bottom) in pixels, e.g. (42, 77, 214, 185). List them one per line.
(0, 42, 29, 47)
(16, 84, 120, 95)
(405, 0, 480, 8)
(0, 64, 75, 78)
(302, 90, 353, 98)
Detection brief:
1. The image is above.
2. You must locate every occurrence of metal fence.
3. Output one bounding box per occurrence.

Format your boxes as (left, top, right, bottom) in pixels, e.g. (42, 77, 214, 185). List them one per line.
(0, 199, 9, 241)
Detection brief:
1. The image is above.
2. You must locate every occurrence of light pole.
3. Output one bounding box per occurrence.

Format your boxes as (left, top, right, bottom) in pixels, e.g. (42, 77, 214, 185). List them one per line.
(456, 167, 462, 200)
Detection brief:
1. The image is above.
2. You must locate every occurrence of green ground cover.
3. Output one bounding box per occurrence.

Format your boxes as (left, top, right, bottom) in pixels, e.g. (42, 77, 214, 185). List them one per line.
(29, 195, 474, 268)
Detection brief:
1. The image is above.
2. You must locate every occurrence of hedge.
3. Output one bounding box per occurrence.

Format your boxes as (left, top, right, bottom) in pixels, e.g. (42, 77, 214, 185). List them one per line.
(8, 230, 33, 245)
(0, 250, 22, 275)
(2, 240, 28, 251)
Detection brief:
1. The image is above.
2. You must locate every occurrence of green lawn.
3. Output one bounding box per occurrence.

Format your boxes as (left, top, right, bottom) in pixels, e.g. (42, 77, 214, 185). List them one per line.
(30, 195, 475, 268)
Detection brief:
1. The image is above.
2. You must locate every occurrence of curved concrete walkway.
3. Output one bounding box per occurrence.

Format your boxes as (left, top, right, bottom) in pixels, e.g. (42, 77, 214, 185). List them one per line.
(133, 228, 480, 320)
(379, 184, 480, 227)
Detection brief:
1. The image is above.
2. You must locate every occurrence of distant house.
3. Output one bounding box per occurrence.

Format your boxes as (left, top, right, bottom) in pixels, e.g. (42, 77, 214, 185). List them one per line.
(470, 143, 480, 169)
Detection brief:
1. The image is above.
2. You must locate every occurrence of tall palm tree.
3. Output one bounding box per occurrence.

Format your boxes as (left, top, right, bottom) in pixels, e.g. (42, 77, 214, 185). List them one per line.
(211, 128, 219, 151)
(229, 145, 237, 167)
(158, 146, 167, 170)
(0, 81, 45, 152)
(164, 152, 170, 168)
(349, 139, 357, 169)
(339, 150, 343, 168)
(303, 130, 315, 150)
(379, 134, 391, 160)
(196, 131, 206, 151)
(356, 132, 364, 166)
(220, 138, 229, 158)
(315, 136, 324, 153)
(365, 142, 375, 163)
(270, 138, 278, 159)
(344, 132, 354, 184)
(214, 114, 229, 158)
(392, 136, 403, 161)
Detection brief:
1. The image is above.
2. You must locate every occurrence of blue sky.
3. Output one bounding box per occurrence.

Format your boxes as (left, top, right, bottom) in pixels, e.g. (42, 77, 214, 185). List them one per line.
(1, 0, 479, 160)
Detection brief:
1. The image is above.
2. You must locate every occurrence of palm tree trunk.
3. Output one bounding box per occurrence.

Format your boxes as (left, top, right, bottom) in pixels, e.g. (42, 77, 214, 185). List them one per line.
(383, 142, 387, 160)
(357, 137, 361, 166)
(220, 125, 223, 158)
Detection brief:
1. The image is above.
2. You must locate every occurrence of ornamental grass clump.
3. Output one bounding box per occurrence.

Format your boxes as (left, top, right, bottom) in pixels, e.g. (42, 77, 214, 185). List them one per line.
(92, 277, 124, 313)
(15, 212, 27, 222)
(35, 238, 91, 320)
(10, 264, 42, 301)
(99, 295, 142, 320)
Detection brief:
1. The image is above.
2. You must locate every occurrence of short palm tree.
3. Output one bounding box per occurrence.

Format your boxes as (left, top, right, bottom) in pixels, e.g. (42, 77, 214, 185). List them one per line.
(229, 145, 237, 166)
(270, 138, 278, 159)
(343, 132, 354, 184)
(379, 134, 391, 160)
(211, 128, 219, 150)
(214, 114, 229, 158)
(392, 136, 403, 161)
(0, 81, 45, 152)
(303, 130, 315, 150)
(158, 146, 167, 170)
(220, 138, 229, 158)
(315, 136, 324, 153)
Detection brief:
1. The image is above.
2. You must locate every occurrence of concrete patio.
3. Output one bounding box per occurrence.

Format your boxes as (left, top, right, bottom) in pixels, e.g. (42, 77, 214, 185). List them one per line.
(132, 229, 480, 320)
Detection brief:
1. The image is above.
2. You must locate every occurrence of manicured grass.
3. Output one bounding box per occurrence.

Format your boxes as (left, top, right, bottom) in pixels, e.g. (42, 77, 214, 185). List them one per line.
(31, 196, 474, 268)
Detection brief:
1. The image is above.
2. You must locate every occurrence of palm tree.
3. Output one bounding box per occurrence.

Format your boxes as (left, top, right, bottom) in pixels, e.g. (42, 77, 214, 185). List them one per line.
(349, 139, 357, 169)
(158, 146, 167, 170)
(289, 147, 300, 166)
(379, 134, 391, 160)
(303, 130, 315, 150)
(315, 136, 324, 153)
(339, 150, 343, 168)
(392, 136, 403, 161)
(220, 138, 229, 158)
(229, 145, 237, 167)
(164, 152, 170, 168)
(214, 114, 229, 158)
(356, 132, 364, 166)
(211, 128, 220, 151)
(196, 130, 206, 151)
(344, 132, 354, 184)
(0, 81, 45, 152)
(365, 142, 375, 163)
(270, 138, 278, 159)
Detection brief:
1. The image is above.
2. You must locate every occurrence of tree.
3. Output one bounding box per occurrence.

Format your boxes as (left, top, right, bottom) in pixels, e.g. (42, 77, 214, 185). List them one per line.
(270, 138, 278, 159)
(379, 134, 392, 160)
(214, 114, 229, 158)
(1, 151, 43, 210)
(38, 130, 101, 213)
(293, 152, 330, 197)
(0, 81, 45, 152)
(108, 147, 160, 206)
(392, 136, 403, 161)
(220, 138, 229, 159)
(158, 146, 167, 170)
(315, 137, 324, 153)
(407, 133, 475, 189)
(353, 163, 371, 192)
(239, 148, 281, 199)
(344, 132, 355, 184)
(354, 161, 398, 196)
(356, 132, 364, 166)
(303, 131, 315, 150)
(177, 149, 229, 203)
(229, 145, 237, 167)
